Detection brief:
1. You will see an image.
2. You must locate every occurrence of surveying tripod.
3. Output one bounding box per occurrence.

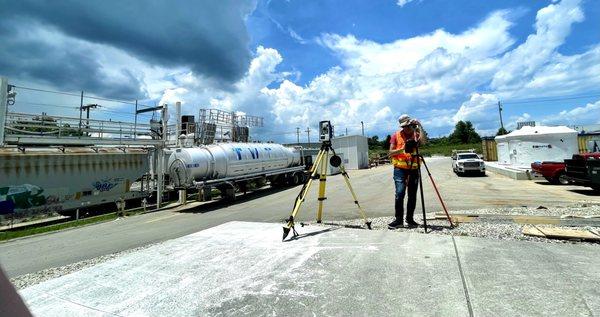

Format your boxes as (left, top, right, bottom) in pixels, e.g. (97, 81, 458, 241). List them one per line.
(406, 130, 454, 233)
(282, 140, 372, 241)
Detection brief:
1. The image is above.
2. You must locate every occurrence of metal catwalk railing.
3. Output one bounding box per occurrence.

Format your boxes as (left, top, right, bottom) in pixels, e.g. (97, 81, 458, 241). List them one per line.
(3, 112, 177, 146)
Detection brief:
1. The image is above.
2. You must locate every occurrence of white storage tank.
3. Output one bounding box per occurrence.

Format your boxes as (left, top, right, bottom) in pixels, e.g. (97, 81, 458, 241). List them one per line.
(168, 143, 301, 187)
(495, 126, 578, 167)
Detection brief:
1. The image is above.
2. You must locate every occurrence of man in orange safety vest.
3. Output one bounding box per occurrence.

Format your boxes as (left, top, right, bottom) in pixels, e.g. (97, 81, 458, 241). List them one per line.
(388, 114, 422, 229)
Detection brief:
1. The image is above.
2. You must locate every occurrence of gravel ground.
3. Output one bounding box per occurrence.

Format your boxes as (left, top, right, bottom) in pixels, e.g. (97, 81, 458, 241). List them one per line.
(12, 203, 600, 290)
(314, 202, 600, 246)
(10, 243, 156, 290)
(436, 202, 600, 217)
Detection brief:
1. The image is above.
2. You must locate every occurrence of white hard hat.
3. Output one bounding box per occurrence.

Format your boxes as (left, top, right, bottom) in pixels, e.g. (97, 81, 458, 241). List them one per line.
(398, 114, 411, 127)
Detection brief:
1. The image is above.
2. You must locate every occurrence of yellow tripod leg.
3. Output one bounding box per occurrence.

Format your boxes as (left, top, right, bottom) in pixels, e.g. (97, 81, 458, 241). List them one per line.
(284, 149, 326, 240)
(290, 149, 324, 218)
(339, 164, 372, 229)
(316, 149, 328, 223)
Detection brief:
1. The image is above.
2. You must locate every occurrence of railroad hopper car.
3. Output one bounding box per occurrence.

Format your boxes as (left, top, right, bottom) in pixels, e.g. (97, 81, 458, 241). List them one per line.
(0, 147, 149, 221)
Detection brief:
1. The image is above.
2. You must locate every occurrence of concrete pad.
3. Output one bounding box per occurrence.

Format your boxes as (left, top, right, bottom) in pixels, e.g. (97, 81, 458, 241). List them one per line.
(454, 235, 600, 316)
(18, 222, 600, 316)
(20, 222, 467, 316)
(485, 162, 531, 180)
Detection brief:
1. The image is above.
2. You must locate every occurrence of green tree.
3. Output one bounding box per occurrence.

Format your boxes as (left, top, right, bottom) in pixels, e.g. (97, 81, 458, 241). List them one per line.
(368, 135, 379, 146)
(383, 134, 392, 150)
(496, 127, 509, 136)
(449, 120, 480, 144)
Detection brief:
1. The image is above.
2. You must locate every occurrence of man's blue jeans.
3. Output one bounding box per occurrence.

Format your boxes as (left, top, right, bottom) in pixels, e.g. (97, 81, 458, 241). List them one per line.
(393, 167, 419, 222)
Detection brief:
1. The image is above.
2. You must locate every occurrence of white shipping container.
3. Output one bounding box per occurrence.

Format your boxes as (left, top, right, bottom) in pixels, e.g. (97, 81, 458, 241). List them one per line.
(332, 135, 369, 169)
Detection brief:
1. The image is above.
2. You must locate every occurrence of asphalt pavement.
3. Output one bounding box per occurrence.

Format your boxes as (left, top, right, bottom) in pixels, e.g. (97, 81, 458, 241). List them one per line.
(1, 158, 599, 278)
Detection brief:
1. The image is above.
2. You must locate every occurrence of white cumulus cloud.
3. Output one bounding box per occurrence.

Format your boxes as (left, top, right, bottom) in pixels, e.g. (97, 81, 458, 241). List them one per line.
(150, 0, 599, 140)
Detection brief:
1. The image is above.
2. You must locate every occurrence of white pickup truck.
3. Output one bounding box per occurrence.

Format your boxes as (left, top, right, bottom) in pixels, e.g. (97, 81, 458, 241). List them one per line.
(451, 150, 486, 175)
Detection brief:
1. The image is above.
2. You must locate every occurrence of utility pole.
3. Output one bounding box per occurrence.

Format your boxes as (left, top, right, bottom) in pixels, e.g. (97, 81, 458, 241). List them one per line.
(78, 91, 84, 135)
(133, 100, 138, 140)
(498, 101, 504, 130)
(0, 77, 8, 147)
(296, 127, 300, 144)
(80, 104, 99, 135)
(361, 121, 364, 136)
(305, 127, 311, 148)
(345, 127, 348, 136)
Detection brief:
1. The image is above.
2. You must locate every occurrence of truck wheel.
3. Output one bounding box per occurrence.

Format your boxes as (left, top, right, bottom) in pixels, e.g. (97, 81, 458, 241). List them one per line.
(557, 173, 570, 185)
(290, 173, 300, 186)
(550, 172, 569, 185)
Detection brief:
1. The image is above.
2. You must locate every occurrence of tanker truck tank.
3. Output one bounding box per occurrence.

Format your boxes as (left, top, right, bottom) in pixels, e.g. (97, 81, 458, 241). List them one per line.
(167, 143, 302, 187)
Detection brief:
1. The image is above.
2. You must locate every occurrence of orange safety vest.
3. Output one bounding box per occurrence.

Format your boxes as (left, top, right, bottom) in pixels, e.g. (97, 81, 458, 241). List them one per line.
(391, 130, 420, 169)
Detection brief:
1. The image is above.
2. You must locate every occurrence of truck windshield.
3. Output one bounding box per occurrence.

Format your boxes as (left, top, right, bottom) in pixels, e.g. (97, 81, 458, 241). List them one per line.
(459, 154, 479, 159)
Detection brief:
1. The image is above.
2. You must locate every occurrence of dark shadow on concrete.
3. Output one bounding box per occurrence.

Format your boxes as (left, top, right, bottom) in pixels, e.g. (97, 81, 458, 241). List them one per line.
(177, 186, 295, 214)
(316, 222, 372, 230)
(533, 181, 573, 186)
(533, 182, 555, 186)
(285, 227, 340, 242)
(424, 224, 453, 232)
(567, 189, 600, 196)
(457, 172, 488, 178)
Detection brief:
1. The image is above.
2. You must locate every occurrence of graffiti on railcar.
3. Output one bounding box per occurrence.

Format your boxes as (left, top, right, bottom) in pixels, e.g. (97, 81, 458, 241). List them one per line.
(91, 178, 123, 192)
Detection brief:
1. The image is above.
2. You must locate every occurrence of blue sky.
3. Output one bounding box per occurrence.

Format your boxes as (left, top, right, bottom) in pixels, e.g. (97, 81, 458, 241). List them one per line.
(2, 0, 600, 141)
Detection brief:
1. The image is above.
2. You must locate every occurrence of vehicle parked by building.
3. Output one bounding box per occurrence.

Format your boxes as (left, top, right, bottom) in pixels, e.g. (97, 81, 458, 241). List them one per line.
(564, 152, 600, 192)
(530, 161, 569, 185)
(451, 149, 486, 176)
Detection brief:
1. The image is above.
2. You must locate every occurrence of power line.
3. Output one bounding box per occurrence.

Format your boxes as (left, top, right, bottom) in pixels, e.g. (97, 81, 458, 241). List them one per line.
(502, 92, 600, 105)
(15, 101, 79, 110)
(14, 100, 154, 118)
(13, 85, 81, 98)
(13, 85, 151, 107)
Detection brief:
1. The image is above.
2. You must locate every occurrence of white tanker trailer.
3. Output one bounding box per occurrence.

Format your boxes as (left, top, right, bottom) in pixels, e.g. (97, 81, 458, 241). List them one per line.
(167, 143, 306, 190)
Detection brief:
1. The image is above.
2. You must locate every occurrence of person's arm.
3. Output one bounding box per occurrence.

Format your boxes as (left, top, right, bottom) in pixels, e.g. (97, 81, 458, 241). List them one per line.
(388, 133, 404, 156)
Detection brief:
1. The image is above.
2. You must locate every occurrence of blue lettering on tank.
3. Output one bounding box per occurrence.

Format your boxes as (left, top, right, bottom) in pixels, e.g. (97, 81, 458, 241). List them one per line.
(254, 148, 259, 159)
(233, 148, 242, 160)
(248, 148, 255, 159)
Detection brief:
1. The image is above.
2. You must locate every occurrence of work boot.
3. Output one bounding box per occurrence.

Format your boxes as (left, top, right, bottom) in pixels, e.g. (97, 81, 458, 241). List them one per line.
(388, 219, 404, 229)
(405, 220, 420, 228)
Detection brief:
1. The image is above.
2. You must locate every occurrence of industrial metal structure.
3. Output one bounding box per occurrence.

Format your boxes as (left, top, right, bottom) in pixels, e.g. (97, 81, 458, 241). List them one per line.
(0, 76, 303, 224)
(197, 108, 263, 144)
